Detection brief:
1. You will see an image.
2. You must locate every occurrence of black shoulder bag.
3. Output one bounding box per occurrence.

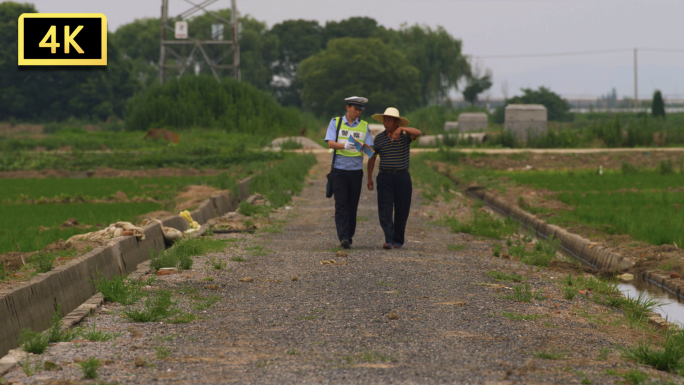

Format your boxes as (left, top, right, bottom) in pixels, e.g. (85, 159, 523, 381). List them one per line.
(326, 117, 344, 198)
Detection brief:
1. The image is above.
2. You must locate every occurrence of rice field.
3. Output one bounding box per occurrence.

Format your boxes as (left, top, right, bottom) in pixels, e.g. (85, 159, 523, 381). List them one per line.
(503, 170, 684, 246)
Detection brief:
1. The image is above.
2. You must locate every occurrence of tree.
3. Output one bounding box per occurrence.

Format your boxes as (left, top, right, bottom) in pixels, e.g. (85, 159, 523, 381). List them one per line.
(507, 87, 573, 122)
(462, 70, 493, 105)
(322, 17, 380, 42)
(298, 38, 421, 118)
(111, 9, 277, 91)
(652, 90, 665, 118)
(269, 19, 324, 106)
(0, 2, 140, 121)
(389, 25, 470, 105)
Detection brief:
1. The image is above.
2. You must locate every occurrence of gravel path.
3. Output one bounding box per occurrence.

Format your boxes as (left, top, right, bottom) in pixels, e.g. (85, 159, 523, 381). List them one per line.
(3, 154, 680, 385)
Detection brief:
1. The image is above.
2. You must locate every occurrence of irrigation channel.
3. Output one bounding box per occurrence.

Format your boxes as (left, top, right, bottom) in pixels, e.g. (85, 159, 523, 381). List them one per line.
(468, 192, 684, 325)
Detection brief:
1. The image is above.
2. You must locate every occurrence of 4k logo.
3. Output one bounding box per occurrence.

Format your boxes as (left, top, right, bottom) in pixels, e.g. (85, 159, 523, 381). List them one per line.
(18, 13, 107, 66)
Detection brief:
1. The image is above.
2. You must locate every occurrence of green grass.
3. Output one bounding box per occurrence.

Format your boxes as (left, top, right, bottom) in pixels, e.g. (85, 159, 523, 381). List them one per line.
(486, 270, 523, 282)
(81, 322, 120, 342)
(246, 153, 317, 210)
(501, 169, 684, 246)
(46, 304, 78, 343)
(442, 208, 518, 239)
(78, 357, 100, 379)
(507, 236, 559, 268)
(168, 313, 196, 324)
(18, 354, 43, 377)
(94, 272, 143, 305)
(18, 328, 49, 354)
(124, 290, 177, 322)
(155, 347, 172, 359)
(150, 238, 227, 271)
(503, 284, 546, 303)
(534, 348, 567, 360)
(0, 202, 163, 254)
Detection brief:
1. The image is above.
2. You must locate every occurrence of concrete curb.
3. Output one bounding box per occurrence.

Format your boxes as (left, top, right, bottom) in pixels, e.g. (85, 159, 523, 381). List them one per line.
(468, 188, 633, 271)
(0, 189, 242, 358)
(468, 188, 678, 329)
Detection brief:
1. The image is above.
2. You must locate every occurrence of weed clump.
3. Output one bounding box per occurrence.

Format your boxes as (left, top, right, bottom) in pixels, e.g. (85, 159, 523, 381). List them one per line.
(46, 304, 78, 343)
(18, 329, 49, 354)
(124, 290, 177, 322)
(94, 272, 143, 305)
(151, 238, 227, 271)
(443, 209, 517, 239)
(486, 270, 523, 282)
(78, 357, 101, 379)
(504, 284, 546, 303)
(508, 236, 559, 267)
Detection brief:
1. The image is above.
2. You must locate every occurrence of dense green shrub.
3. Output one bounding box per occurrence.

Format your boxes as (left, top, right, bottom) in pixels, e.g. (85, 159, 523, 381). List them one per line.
(652, 90, 666, 118)
(125, 76, 314, 136)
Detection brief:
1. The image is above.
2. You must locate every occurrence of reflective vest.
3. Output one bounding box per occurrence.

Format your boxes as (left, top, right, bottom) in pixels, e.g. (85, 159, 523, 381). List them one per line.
(335, 117, 368, 157)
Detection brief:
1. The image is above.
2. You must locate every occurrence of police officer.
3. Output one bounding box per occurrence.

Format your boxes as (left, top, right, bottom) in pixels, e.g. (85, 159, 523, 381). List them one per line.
(325, 96, 375, 249)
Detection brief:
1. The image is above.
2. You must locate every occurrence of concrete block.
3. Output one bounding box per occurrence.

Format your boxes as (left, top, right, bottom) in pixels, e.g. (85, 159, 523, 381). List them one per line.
(505, 104, 547, 141)
(457, 113, 488, 132)
(238, 176, 252, 201)
(444, 122, 459, 132)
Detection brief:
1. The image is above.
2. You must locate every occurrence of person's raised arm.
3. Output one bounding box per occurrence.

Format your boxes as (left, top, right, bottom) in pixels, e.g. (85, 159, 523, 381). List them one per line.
(399, 126, 421, 139)
(367, 156, 376, 191)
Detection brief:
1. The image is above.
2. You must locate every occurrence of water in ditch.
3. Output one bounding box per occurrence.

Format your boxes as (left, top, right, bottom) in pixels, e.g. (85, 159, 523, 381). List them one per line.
(478, 201, 684, 325)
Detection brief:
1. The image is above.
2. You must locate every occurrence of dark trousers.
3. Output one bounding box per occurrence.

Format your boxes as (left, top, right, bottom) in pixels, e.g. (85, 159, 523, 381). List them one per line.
(377, 172, 412, 246)
(332, 169, 363, 242)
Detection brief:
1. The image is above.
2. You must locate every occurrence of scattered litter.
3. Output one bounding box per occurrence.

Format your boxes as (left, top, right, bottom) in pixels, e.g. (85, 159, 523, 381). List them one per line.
(157, 268, 178, 276)
(435, 301, 466, 307)
(204, 284, 219, 290)
(617, 273, 634, 281)
(239, 277, 254, 282)
(180, 210, 200, 230)
(671, 273, 681, 279)
(291, 276, 299, 281)
(387, 312, 400, 320)
(67, 222, 144, 244)
(285, 206, 293, 210)
(320, 259, 336, 265)
(335, 251, 348, 258)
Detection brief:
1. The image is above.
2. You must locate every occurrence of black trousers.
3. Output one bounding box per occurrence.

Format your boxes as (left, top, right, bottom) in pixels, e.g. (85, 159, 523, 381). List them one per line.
(332, 169, 363, 242)
(377, 171, 412, 246)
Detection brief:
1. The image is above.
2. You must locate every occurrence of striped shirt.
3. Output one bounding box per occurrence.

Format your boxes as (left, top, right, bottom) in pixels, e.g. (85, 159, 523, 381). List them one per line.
(371, 130, 415, 171)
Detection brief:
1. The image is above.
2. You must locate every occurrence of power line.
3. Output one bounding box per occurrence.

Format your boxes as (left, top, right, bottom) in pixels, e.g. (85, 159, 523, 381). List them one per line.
(471, 48, 684, 59)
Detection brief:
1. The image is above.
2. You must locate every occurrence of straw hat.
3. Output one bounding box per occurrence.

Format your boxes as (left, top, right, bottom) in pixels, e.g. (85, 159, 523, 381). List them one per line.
(371, 107, 410, 127)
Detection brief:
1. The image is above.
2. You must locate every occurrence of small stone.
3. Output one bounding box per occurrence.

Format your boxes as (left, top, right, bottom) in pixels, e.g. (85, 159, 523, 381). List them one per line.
(239, 277, 254, 282)
(387, 312, 400, 320)
(127, 327, 143, 338)
(335, 251, 348, 258)
(43, 361, 59, 371)
(157, 268, 179, 276)
(134, 356, 146, 367)
(671, 273, 681, 279)
(291, 276, 299, 282)
(204, 284, 219, 290)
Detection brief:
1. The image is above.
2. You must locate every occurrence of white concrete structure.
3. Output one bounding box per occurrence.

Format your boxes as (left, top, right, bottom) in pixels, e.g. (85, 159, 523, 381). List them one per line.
(368, 124, 385, 139)
(418, 133, 488, 146)
(457, 113, 488, 132)
(444, 122, 459, 132)
(504, 104, 547, 141)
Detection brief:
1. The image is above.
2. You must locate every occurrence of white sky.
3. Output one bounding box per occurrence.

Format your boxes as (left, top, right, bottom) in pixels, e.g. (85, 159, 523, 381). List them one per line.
(15, 0, 684, 99)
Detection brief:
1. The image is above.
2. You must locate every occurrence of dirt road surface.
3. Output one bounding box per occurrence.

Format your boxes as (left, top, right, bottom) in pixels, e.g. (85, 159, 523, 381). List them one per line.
(2, 153, 678, 385)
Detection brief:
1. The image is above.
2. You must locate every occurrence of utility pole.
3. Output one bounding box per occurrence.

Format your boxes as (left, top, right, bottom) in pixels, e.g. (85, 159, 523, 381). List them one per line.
(159, 0, 241, 83)
(633, 48, 638, 111)
(159, 0, 168, 83)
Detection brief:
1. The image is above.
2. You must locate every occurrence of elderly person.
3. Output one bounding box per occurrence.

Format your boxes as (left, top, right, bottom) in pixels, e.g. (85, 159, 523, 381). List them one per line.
(366, 107, 421, 249)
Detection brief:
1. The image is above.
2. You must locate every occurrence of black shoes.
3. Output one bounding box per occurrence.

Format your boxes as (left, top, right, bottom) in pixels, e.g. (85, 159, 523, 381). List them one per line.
(341, 240, 351, 249)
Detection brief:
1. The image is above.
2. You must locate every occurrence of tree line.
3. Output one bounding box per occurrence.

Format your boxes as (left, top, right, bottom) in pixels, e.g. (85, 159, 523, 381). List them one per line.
(0, 2, 477, 123)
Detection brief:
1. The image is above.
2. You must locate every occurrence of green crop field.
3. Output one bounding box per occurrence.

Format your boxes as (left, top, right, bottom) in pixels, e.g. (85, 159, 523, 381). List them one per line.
(503, 169, 684, 246)
(0, 202, 163, 254)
